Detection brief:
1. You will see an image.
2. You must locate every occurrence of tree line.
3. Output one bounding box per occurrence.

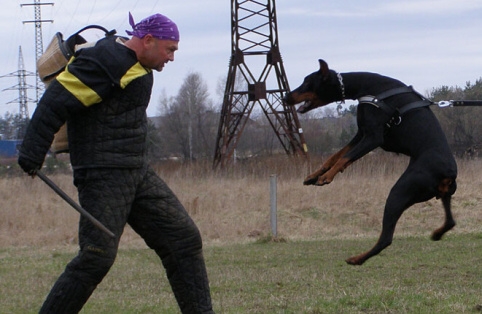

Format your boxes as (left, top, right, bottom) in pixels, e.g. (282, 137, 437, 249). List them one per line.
(430, 78, 482, 156)
(1, 73, 481, 161)
(0, 112, 27, 140)
(147, 72, 482, 161)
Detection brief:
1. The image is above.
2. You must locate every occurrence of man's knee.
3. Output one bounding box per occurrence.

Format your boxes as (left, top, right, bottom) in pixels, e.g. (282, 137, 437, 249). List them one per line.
(68, 245, 117, 283)
(179, 219, 204, 254)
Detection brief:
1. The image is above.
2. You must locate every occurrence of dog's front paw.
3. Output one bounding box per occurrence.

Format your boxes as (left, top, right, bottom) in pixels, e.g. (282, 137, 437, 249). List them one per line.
(304, 168, 330, 185)
(315, 174, 332, 186)
(303, 176, 319, 185)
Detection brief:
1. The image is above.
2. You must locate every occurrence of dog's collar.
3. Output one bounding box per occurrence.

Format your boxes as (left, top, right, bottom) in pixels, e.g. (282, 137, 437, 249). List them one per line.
(337, 72, 345, 103)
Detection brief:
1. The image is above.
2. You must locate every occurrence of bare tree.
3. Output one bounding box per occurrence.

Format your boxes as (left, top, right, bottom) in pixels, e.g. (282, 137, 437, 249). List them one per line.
(156, 72, 217, 160)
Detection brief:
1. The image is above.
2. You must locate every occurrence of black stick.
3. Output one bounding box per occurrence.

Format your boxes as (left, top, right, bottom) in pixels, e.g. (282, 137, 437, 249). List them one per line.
(36, 171, 116, 238)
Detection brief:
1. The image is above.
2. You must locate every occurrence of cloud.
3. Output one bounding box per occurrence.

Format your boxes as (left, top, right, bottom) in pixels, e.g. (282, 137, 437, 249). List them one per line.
(0, 0, 481, 119)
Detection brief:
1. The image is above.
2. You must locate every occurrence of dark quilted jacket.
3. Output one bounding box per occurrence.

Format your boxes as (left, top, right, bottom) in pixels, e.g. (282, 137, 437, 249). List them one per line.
(19, 36, 153, 169)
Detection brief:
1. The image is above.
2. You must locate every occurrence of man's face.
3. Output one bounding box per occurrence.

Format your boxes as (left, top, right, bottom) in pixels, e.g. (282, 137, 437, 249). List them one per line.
(140, 36, 179, 71)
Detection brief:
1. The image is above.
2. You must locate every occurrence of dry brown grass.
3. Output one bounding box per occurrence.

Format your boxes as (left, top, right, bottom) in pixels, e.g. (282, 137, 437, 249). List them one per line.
(2, 152, 481, 248)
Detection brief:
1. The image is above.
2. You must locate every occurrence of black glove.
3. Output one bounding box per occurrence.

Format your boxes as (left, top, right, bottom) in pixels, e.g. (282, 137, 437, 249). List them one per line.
(18, 156, 41, 176)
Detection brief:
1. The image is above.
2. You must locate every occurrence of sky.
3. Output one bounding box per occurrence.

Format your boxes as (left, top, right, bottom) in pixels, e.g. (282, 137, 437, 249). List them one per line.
(0, 0, 481, 118)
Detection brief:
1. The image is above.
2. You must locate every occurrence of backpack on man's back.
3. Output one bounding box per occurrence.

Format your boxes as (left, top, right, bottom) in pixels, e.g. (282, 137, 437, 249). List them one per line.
(37, 25, 116, 154)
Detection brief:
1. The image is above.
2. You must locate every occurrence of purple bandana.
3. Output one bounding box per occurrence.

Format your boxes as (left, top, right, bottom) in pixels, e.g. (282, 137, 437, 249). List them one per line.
(126, 12, 180, 41)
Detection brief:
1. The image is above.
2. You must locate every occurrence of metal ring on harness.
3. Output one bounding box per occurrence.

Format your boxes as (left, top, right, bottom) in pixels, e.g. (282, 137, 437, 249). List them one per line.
(391, 115, 402, 126)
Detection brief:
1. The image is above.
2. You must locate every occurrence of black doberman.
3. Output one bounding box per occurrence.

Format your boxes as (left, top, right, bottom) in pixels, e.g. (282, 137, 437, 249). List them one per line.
(284, 59, 457, 265)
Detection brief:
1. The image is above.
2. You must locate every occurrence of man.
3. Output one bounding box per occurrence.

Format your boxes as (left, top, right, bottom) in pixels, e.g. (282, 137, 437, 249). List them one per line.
(18, 12, 214, 313)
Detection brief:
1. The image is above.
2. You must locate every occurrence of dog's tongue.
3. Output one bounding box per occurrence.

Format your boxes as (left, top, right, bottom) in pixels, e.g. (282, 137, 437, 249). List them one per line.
(297, 102, 310, 113)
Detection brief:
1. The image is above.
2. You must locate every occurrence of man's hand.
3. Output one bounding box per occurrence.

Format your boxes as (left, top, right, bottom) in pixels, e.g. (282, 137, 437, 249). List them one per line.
(18, 156, 41, 176)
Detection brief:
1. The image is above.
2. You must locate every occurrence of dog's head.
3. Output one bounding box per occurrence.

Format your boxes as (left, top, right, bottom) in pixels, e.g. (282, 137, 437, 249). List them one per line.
(284, 59, 343, 113)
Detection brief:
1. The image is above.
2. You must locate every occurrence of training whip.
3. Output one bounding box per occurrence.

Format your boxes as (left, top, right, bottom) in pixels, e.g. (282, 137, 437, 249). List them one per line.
(36, 171, 116, 238)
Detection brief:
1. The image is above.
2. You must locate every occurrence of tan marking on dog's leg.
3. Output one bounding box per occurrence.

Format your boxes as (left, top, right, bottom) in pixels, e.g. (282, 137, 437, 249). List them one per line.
(437, 178, 453, 198)
(345, 253, 368, 266)
(432, 183, 456, 241)
(304, 146, 351, 185)
(316, 157, 351, 185)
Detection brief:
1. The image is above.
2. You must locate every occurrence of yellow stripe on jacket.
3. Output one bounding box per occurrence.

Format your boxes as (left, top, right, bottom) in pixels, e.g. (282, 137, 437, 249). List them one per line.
(56, 67, 102, 107)
(56, 59, 151, 107)
(120, 62, 151, 89)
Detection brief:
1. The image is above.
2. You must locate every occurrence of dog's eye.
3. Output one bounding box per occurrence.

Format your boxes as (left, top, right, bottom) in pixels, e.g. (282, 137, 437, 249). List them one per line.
(302, 80, 312, 90)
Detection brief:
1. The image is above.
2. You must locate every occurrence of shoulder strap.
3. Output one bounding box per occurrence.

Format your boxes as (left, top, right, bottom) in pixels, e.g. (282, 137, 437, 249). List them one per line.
(376, 86, 413, 100)
(61, 25, 117, 59)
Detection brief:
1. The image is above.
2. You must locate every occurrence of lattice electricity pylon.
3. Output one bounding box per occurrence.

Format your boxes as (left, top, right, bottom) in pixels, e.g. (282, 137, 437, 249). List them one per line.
(21, 0, 54, 104)
(213, 0, 308, 168)
(1, 46, 36, 139)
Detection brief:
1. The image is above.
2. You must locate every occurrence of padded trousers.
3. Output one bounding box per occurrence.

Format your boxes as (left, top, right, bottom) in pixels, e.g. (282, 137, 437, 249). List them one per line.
(39, 165, 214, 313)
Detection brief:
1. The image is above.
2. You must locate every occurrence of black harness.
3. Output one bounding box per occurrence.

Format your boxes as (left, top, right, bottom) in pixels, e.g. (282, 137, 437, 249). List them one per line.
(358, 86, 432, 126)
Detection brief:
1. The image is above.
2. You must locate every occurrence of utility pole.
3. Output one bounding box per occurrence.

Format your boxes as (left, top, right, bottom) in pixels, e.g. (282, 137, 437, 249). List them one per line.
(213, 0, 308, 169)
(21, 0, 54, 104)
(0, 47, 36, 139)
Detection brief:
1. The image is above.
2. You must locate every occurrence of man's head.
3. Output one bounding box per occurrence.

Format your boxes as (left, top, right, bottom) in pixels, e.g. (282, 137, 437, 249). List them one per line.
(125, 12, 179, 72)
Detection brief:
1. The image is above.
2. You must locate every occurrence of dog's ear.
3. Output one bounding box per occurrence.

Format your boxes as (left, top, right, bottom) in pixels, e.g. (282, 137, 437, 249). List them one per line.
(318, 59, 330, 81)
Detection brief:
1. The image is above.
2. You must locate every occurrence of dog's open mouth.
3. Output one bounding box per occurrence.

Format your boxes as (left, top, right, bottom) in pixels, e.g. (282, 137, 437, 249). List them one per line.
(296, 97, 329, 114)
(297, 101, 313, 114)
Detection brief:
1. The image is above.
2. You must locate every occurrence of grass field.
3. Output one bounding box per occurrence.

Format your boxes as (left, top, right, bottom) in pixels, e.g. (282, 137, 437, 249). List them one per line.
(1, 234, 481, 313)
(1, 153, 481, 313)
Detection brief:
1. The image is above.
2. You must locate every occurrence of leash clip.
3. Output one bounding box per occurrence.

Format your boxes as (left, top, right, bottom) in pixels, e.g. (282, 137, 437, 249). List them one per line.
(437, 100, 453, 107)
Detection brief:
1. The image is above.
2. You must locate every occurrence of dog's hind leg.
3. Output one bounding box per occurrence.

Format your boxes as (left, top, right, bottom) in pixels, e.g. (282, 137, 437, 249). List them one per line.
(345, 168, 431, 266)
(431, 192, 456, 241)
(345, 196, 407, 266)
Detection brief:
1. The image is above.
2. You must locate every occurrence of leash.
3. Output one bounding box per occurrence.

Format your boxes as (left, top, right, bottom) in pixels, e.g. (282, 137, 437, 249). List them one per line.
(359, 86, 482, 117)
(436, 100, 482, 107)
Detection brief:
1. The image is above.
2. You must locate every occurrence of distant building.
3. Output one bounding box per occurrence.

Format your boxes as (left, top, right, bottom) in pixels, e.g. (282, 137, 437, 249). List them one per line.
(0, 140, 22, 158)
